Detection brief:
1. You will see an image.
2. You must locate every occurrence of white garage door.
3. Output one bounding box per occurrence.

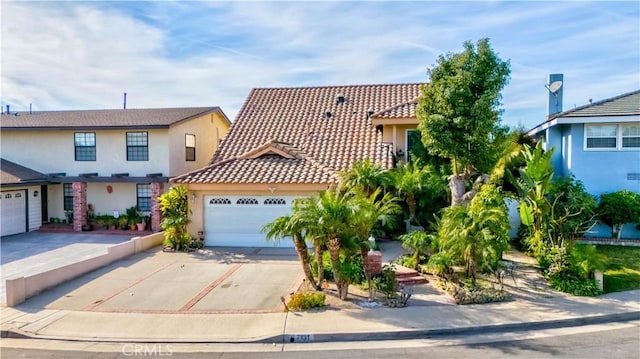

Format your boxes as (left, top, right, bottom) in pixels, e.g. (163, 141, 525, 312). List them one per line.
(1, 190, 27, 237)
(204, 195, 296, 247)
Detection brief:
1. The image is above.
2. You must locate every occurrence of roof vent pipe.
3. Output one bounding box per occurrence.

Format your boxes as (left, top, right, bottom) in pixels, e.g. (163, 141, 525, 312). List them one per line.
(325, 111, 332, 119)
(366, 108, 374, 120)
(336, 94, 345, 105)
(5, 105, 9, 115)
(123, 92, 127, 110)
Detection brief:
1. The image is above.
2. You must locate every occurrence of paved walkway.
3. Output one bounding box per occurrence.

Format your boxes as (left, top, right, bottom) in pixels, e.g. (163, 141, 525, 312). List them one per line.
(2, 289, 638, 343)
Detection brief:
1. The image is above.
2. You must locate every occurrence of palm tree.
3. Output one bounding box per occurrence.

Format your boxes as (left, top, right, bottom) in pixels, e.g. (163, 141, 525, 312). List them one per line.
(437, 185, 510, 285)
(262, 214, 319, 290)
(350, 190, 401, 300)
(391, 161, 432, 225)
(398, 230, 433, 270)
(339, 158, 391, 198)
(307, 188, 358, 300)
(290, 197, 327, 290)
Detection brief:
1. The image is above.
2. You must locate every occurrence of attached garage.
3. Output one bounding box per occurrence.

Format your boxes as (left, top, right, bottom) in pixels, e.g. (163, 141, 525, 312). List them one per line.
(204, 195, 296, 247)
(1, 190, 27, 237)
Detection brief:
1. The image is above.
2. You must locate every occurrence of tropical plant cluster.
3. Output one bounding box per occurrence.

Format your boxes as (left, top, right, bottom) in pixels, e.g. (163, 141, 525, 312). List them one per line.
(513, 143, 611, 296)
(158, 185, 199, 251)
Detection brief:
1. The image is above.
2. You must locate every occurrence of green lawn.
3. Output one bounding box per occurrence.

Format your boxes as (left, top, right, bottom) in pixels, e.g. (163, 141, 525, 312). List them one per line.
(596, 245, 640, 293)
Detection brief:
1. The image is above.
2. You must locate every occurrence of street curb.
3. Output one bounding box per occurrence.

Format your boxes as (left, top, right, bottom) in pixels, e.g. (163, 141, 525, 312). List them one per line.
(2, 311, 639, 344)
(276, 310, 640, 344)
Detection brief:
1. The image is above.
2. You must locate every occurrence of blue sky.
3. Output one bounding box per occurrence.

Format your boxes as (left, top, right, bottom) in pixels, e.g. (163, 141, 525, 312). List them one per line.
(1, 1, 638, 129)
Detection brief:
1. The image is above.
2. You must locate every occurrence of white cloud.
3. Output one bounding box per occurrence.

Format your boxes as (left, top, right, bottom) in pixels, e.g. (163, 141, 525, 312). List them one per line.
(1, 1, 638, 130)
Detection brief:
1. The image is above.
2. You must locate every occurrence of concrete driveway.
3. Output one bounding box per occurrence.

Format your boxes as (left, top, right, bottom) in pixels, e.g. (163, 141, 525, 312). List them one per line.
(16, 246, 302, 314)
(1, 232, 134, 304)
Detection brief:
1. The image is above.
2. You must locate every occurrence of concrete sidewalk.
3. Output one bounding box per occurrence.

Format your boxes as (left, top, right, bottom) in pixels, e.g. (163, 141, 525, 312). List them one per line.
(2, 289, 638, 344)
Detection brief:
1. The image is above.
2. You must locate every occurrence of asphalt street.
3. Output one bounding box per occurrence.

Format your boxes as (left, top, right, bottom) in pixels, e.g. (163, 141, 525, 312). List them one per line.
(2, 321, 638, 358)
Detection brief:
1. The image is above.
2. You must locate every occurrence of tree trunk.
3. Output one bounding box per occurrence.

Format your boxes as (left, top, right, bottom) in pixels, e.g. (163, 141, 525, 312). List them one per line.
(292, 235, 318, 290)
(450, 174, 468, 206)
(360, 247, 374, 301)
(450, 173, 489, 206)
(314, 244, 324, 291)
(407, 196, 418, 224)
(327, 235, 344, 299)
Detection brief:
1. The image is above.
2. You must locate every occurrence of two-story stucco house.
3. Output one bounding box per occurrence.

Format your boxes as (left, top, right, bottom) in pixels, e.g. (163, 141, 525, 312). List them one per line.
(172, 83, 423, 247)
(0, 106, 230, 236)
(527, 75, 640, 238)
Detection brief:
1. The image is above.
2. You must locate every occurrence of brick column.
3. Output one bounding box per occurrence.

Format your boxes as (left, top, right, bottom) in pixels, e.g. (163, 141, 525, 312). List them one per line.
(367, 251, 383, 276)
(150, 182, 164, 232)
(72, 182, 87, 232)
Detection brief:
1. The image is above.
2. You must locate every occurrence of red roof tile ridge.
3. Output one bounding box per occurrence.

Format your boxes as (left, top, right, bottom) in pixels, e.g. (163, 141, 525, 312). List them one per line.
(303, 155, 339, 183)
(250, 82, 425, 91)
(239, 139, 303, 160)
(370, 97, 420, 118)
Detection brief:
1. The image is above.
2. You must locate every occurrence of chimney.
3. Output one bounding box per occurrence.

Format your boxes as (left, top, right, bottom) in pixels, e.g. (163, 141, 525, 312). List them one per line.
(547, 73, 563, 117)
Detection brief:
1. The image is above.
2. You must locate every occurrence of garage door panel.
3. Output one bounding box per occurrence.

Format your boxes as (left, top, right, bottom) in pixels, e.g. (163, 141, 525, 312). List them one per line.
(1, 190, 27, 237)
(204, 196, 296, 247)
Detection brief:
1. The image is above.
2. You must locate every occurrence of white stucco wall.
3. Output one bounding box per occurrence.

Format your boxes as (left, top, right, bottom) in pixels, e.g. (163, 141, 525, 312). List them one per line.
(1, 129, 170, 176)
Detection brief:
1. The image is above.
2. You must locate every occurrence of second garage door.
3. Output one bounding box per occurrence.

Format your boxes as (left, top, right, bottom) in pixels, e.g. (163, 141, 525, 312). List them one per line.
(204, 195, 297, 247)
(1, 190, 27, 237)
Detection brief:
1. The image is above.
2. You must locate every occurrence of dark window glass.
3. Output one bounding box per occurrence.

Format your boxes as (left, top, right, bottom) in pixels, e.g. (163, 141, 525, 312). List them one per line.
(586, 138, 616, 148)
(186, 134, 196, 161)
(407, 130, 420, 159)
(622, 137, 640, 148)
(127, 132, 148, 161)
(137, 184, 151, 211)
(74, 133, 96, 161)
(63, 183, 73, 211)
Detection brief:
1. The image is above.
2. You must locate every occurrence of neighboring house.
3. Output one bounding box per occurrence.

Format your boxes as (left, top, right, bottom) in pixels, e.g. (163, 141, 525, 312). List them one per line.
(0, 159, 49, 236)
(0, 106, 231, 235)
(173, 83, 423, 247)
(528, 75, 640, 238)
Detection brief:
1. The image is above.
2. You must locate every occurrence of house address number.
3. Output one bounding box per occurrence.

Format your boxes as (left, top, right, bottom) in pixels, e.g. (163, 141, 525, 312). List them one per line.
(289, 334, 314, 342)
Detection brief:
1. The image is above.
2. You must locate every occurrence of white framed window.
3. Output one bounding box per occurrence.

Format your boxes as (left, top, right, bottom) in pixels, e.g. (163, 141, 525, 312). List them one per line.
(622, 124, 640, 148)
(584, 123, 640, 150)
(185, 134, 196, 161)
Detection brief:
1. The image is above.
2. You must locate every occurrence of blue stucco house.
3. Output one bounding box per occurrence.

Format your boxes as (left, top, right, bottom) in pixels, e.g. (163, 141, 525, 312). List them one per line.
(527, 75, 640, 238)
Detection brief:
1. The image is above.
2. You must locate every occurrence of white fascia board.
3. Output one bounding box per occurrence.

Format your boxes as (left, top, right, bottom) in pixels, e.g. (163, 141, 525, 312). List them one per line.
(527, 115, 640, 136)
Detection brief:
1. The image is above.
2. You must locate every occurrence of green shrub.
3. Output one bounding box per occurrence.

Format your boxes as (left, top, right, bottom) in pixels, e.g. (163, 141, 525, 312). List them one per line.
(437, 280, 512, 304)
(310, 251, 335, 281)
(425, 251, 455, 280)
(568, 244, 607, 278)
(372, 264, 397, 298)
(286, 291, 326, 311)
(548, 269, 601, 296)
(598, 190, 640, 238)
(339, 255, 365, 285)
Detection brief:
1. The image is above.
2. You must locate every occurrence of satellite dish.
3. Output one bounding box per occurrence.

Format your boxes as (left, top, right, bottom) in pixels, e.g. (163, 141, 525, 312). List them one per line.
(548, 81, 563, 93)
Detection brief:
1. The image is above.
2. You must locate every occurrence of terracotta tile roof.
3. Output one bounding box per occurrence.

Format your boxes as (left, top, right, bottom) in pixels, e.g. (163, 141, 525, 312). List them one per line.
(1, 158, 48, 185)
(174, 83, 423, 185)
(0, 107, 229, 130)
(370, 98, 419, 119)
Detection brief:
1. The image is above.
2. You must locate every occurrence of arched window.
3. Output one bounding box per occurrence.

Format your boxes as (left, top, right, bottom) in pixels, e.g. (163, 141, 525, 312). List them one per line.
(209, 198, 231, 205)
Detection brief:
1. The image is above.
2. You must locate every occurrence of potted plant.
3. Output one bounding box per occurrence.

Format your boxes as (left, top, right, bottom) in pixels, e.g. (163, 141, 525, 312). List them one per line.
(105, 216, 115, 230)
(137, 215, 149, 231)
(118, 216, 129, 230)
